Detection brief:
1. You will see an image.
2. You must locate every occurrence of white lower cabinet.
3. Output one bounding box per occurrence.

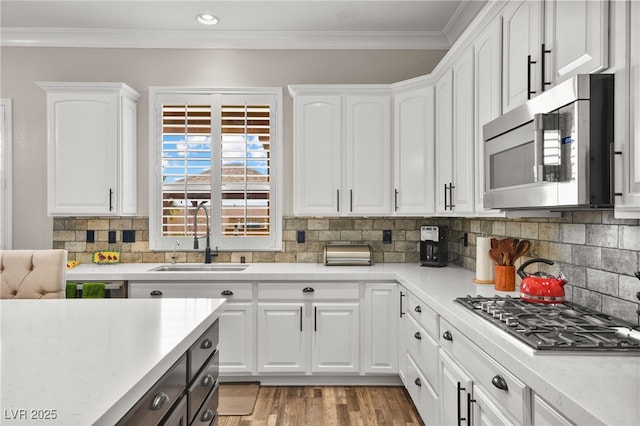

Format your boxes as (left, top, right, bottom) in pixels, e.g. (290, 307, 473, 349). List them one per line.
(406, 353, 439, 426)
(363, 283, 398, 374)
(439, 318, 527, 426)
(531, 393, 573, 426)
(128, 281, 255, 376)
(256, 282, 360, 375)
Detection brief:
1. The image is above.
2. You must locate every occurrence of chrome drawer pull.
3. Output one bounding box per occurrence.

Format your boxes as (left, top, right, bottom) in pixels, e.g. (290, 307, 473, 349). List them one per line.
(200, 339, 213, 350)
(442, 330, 453, 341)
(221, 290, 233, 296)
(414, 378, 421, 387)
(302, 287, 315, 293)
(491, 374, 509, 391)
(414, 305, 422, 313)
(150, 392, 169, 410)
(414, 332, 422, 340)
(150, 290, 163, 296)
(201, 374, 215, 387)
(200, 409, 215, 422)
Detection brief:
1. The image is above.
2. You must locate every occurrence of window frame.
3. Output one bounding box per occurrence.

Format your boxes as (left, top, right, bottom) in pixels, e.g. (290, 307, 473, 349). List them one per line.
(148, 87, 283, 252)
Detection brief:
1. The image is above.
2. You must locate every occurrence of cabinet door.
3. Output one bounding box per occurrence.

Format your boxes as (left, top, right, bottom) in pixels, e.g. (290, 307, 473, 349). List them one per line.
(398, 289, 408, 384)
(311, 303, 360, 373)
(474, 19, 504, 215)
(452, 48, 475, 214)
(435, 70, 454, 215)
(257, 303, 306, 373)
(532, 393, 573, 426)
(544, 0, 609, 85)
(47, 92, 117, 215)
(615, 0, 640, 218)
(502, 0, 544, 113)
(471, 386, 516, 426)
(219, 303, 254, 374)
(293, 96, 342, 215)
(363, 283, 398, 374)
(440, 351, 473, 426)
(393, 87, 435, 215)
(345, 95, 391, 215)
(406, 353, 439, 426)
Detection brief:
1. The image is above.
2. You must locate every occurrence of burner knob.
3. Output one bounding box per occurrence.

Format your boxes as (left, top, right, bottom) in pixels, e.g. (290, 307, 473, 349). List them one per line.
(505, 317, 519, 327)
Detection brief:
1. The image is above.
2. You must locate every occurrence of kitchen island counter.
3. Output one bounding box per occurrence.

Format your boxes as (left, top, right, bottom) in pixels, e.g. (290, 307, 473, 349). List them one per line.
(67, 262, 640, 425)
(0, 298, 225, 425)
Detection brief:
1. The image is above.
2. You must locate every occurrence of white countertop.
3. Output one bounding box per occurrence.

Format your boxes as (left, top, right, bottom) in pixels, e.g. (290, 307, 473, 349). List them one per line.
(67, 262, 640, 425)
(0, 298, 225, 425)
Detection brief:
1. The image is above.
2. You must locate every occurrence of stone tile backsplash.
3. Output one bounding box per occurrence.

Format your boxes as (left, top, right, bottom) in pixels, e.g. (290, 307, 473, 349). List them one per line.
(54, 211, 640, 322)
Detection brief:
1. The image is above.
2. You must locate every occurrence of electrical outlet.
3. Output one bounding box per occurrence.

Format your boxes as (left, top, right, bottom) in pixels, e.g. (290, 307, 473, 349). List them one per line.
(463, 232, 468, 247)
(86, 230, 95, 243)
(297, 230, 305, 244)
(383, 230, 392, 244)
(122, 230, 136, 243)
(108, 230, 116, 244)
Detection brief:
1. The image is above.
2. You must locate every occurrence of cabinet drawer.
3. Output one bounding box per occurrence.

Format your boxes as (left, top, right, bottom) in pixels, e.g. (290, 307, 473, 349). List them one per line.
(407, 292, 438, 338)
(258, 282, 359, 300)
(118, 355, 187, 426)
(129, 282, 253, 300)
(405, 353, 439, 426)
(160, 395, 187, 426)
(439, 318, 526, 424)
(189, 351, 219, 424)
(406, 314, 439, 390)
(189, 320, 219, 382)
(192, 381, 219, 425)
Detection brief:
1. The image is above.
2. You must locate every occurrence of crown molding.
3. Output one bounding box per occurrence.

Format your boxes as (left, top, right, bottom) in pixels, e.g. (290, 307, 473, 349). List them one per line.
(35, 82, 141, 99)
(1, 28, 451, 50)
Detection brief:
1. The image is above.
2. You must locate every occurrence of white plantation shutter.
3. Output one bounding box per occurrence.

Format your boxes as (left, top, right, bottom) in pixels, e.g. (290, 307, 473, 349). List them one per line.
(151, 89, 281, 251)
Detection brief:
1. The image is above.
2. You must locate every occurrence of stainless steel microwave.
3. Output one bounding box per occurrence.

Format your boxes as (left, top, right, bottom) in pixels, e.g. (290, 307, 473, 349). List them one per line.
(483, 74, 614, 210)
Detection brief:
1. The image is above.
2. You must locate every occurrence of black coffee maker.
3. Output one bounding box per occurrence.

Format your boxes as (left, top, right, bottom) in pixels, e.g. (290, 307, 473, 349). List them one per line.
(420, 225, 448, 267)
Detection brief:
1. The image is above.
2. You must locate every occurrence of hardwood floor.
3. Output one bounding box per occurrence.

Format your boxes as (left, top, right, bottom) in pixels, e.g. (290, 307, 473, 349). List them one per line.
(218, 386, 424, 426)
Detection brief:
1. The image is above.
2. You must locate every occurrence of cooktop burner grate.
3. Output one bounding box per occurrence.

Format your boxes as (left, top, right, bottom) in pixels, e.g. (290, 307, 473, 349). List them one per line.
(455, 295, 640, 352)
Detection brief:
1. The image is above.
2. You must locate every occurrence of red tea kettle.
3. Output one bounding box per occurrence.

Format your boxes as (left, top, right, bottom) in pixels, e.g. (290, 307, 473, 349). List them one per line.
(517, 258, 567, 304)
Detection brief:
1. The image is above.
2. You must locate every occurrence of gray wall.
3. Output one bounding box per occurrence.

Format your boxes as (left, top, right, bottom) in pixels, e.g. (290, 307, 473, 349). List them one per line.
(0, 47, 446, 249)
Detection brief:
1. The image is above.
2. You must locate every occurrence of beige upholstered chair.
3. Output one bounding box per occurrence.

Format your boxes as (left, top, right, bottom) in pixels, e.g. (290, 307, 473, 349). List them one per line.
(0, 249, 68, 299)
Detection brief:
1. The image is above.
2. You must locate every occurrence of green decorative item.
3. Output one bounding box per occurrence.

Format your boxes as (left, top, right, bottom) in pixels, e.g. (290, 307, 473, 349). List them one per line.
(82, 282, 106, 299)
(66, 282, 78, 298)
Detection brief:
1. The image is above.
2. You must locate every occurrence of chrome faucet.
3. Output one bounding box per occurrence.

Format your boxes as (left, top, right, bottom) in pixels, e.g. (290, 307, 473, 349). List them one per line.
(171, 240, 180, 264)
(193, 203, 213, 263)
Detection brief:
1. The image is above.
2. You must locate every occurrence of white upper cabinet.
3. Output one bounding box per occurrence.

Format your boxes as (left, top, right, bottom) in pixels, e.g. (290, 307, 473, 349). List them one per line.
(502, 0, 609, 113)
(393, 86, 435, 215)
(292, 95, 342, 215)
(290, 87, 391, 216)
(615, 0, 640, 218)
(474, 19, 505, 215)
(435, 49, 475, 216)
(38, 82, 139, 216)
(345, 96, 392, 215)
(502, 0, 544, 113)
(544, 0, 609, 85)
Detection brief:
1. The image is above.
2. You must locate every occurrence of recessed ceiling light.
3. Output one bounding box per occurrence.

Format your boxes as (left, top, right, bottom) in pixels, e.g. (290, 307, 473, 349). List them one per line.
(196, 13, 219, 26)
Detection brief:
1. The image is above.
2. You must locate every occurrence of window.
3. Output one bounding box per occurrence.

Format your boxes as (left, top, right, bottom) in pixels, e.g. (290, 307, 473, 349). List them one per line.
(149, 88, 282, 251)
(0, 99, 12, 250)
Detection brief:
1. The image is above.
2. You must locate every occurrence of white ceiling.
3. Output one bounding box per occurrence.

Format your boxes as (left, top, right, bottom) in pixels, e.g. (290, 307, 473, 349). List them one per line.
(0, 0, 487, 49)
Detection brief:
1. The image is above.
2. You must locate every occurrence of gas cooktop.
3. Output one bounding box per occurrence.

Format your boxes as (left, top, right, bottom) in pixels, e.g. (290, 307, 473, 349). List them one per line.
(455, 295, 640, 352)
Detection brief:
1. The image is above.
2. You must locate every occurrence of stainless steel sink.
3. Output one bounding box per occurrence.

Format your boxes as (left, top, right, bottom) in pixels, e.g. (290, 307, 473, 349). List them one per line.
(149, 263, 249, 272)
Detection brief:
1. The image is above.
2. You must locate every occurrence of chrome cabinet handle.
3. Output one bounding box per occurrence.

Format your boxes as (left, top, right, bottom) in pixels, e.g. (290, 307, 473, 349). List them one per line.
(457, 382, 466, 426)
(302, 287, 315, 293)
(414, 378, 422, 387)
(491, 374, 509, 391)
(221, 290, 233, 296)
(200, 339, 212, 350)
(336, 189, 340, 212)
(150, 392, 169, 410)
(467, 393, 476, 425)
(150, 290, 163, 296)
(443, 330, 453, 341)
(414, 332, 422, 340)
(109, 188, 114, 211)
(400, 292, 405, 317)
(394, 189, 399, 211)
(201, 374, 215, 387)
(200, 409, 214, 422)
(414, 305, 422, 313)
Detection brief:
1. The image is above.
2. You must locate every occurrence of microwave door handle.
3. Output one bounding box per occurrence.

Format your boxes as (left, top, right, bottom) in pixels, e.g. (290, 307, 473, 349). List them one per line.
(533, 113, 544, 182)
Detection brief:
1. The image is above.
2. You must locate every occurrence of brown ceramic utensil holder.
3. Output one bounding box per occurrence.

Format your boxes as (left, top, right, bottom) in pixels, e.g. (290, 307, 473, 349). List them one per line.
(495, 265, 516, 292)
